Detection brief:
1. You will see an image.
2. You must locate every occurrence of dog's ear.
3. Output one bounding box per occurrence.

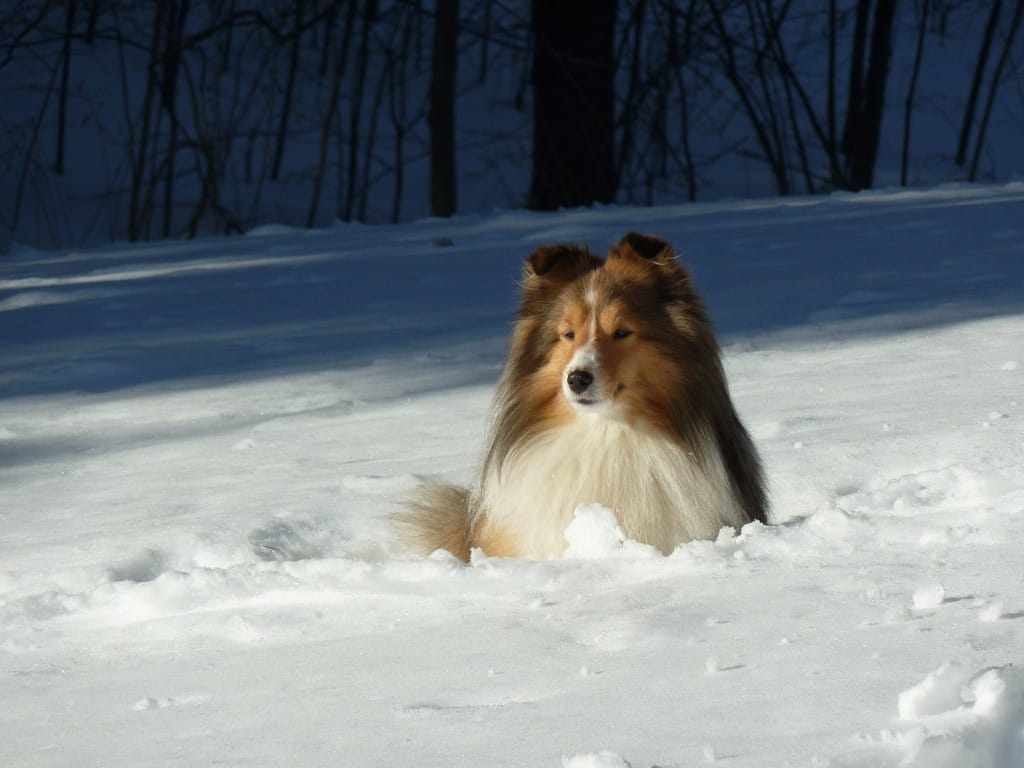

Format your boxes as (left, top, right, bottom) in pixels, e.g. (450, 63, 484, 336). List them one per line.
(524, 244, 601, 284)
(513, 245, 599, 360)
(608, 232, 682, 270)
(606, 231, 696, 294)
(608, 232, 701, 313)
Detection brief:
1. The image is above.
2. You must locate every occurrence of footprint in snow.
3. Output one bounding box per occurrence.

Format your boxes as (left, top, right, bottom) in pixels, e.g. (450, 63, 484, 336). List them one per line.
(248, 519, 325, 562)
(109, 549, 168, 583)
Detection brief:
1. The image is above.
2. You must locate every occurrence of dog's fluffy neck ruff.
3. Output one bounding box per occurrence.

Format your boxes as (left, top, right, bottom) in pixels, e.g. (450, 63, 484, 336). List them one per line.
(476, 411, 745, 559)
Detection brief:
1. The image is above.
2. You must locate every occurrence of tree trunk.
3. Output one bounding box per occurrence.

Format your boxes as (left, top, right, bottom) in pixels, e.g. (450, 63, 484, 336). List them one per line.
(956, 0, 1004, 167)
(670, 2, 697, 202)
(163, 0, 189, 238)
(847, 0, 898, 191)
(342, 0, 377, 222)
(358, 45, 389, 222)
(319, 0, 341, 77)
(901, 0, 929, 186)
(528, 0, 616, 210)
(477, 0, 492, 84)
(969, 0, 1024, 180)
(129, 3, 167, 241)
(55, 0, 78, 175)
(307, 0, 358, 228)
(827, 0, 838, 184)
(616, 0, 647, 195)
(840, 0, 872, 161)
(84, 0, 100, 44)
(271, 0, 304, 181)
(429, 0, 458, 217)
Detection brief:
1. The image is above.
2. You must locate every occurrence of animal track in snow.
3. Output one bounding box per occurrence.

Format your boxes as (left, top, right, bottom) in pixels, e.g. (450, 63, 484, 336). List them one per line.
(109, 549, 169, 583)
(248, 520, 326, 561)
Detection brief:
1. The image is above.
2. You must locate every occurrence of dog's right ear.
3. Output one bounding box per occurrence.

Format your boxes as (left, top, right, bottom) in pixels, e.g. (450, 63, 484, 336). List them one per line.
(524, 244, 601, 284)
(609, 232, 683, 274)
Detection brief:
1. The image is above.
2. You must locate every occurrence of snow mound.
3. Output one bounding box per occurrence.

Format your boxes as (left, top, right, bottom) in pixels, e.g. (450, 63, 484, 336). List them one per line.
(564, 505, 625, 558)
(561, 750, 632, 768)
(911, 583, 946, 610)
(837, 663, 1024, 768)
(563, 505, 660, 560)
(898, 660, 969, 719)
(979, 600, 1006, 622)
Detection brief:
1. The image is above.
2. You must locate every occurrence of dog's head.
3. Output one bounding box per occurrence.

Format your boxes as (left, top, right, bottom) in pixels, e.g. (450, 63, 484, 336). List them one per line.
(512, 233, 715, 423)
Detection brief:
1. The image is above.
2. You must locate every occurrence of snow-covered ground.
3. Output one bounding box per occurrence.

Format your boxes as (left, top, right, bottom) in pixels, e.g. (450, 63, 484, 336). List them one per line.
(2, 184, 1023, 767)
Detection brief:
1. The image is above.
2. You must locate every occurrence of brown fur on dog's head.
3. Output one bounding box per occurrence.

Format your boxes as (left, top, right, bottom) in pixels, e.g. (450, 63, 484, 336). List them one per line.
(484, 233, 767, 524)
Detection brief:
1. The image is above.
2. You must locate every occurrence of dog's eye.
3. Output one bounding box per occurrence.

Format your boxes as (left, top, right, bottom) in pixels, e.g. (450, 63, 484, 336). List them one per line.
(613, 329, 633, 340)
(562, 330, 575, 341)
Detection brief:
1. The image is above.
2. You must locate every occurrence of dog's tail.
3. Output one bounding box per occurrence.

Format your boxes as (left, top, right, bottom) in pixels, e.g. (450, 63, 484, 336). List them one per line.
(393, 482, 472, 561)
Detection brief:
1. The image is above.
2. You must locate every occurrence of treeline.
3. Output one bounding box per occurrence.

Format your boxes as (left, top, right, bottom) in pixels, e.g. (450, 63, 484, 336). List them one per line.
(1, 0, 1022, 250)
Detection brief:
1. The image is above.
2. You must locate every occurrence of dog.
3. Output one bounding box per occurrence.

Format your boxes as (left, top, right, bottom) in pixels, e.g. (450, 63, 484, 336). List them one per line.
(397, 232, 767, 560)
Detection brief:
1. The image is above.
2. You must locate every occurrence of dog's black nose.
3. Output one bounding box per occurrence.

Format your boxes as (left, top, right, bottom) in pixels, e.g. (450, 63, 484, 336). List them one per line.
(567, 370, 594, 394)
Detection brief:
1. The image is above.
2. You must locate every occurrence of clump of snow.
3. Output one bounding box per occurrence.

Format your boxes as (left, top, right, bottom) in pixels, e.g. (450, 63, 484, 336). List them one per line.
(842, 664, 1024, 768)
(979, 600, 1005, 622)
(905, 667, 1024, 768)
(564, 504, 624, 558)
(563, 504, 660, 559)
(911, 583, 946, 610)
(562, 751, 632, 768)
(897, 660, 969, 719)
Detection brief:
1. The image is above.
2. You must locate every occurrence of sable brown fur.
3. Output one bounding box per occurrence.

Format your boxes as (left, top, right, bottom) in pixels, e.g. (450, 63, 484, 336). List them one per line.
(393, 483, 471, 561)
(398, 232, 767, 560)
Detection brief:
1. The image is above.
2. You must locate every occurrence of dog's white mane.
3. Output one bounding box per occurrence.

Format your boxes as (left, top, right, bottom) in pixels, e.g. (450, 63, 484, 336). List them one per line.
(475, 413, 745, 558)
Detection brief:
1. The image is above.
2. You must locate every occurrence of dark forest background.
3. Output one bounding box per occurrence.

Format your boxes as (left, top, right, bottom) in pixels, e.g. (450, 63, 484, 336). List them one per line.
(2, 0, 1022, 251)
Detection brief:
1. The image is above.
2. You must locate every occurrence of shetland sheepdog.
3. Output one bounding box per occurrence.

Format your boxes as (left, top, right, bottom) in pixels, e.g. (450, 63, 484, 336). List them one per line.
(398, 232, 767, 560)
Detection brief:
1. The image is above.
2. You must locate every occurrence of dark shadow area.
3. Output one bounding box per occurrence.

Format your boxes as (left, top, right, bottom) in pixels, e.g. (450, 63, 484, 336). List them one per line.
(3, 186, 1023, 401)
(1, 224, 522, 398)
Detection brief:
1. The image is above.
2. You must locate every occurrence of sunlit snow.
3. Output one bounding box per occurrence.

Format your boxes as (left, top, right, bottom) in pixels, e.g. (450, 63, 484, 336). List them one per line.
(2, 184, 1023, 766)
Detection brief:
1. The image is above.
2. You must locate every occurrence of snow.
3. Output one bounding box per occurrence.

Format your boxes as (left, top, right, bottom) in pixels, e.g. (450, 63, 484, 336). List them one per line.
(562, 752, 633, 768)
(842, 665, 1024, 768)
(2, 184, 1024, 766)
(898, 661, 971, 719)
(912, 583, 947, 611)
(563, 505, 662, 560)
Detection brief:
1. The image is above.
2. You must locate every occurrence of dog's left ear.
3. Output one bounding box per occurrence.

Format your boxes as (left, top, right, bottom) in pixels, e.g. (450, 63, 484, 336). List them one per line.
(608, 232, 686, 274)
(524, 244, 601, 284)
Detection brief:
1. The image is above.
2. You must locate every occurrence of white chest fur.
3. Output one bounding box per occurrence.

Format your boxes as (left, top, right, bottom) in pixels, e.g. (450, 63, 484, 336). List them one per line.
(477, 414, 745, 558)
